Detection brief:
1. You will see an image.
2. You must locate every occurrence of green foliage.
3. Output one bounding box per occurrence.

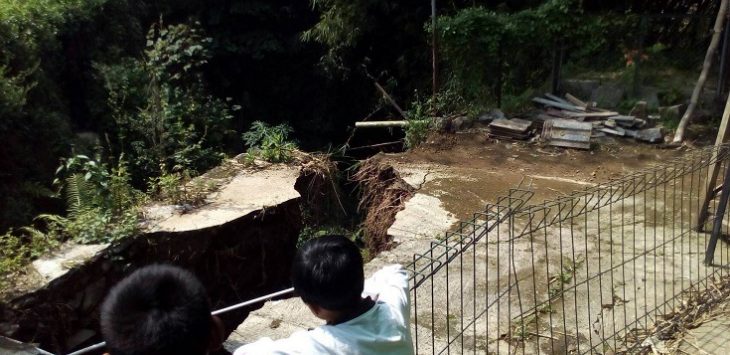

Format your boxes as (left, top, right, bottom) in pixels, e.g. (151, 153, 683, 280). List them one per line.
(302, 0, 431, 83)
(0, 65, 34, 120)
(54, 154, 142, 215)
(63, 207, 139, 245)
(47, 154, 143, 245)
(434, 0, 630, 105)
(301, 0, 370, 71)
(659, 87, 684, 107)
(100, 21, 238, 185)
(243, 121, 298, 163)
(0, 153, 143, 282)
(0, 228, 60, 284)
(404, 119, 431, 150)
(149, 168, 185, 204)
(147, 165, 213, 205)
(403, 90, 471, 149)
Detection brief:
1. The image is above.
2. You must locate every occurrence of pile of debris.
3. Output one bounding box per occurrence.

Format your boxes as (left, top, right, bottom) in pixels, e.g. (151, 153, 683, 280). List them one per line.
(530, 93, 664, 148)
(483, 93, 665, 149)
(486, 118, 533, 140)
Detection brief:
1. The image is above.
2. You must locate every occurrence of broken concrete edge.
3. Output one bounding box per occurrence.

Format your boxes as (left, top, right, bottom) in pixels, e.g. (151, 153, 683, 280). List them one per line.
(0, 160, 342, 353)
(1, 164, 302, 299)
(143, 166, 301, 232)
(2, 200, 303, 354)
(224, 160, 459, 350)
(1, 151, 337, 297)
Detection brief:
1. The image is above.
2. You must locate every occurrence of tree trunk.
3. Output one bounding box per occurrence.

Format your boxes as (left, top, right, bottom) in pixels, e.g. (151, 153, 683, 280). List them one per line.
(673, 0, 729, 143)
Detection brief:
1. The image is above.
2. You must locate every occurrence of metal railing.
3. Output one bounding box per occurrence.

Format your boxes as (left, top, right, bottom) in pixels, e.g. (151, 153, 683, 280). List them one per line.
(44, 288, 296, 355)
(407, 145, 730, 354)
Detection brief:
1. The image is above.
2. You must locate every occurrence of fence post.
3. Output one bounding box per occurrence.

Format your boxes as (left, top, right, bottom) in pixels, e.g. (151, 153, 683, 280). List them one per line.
(697, 93, 730, 230)
(705, 159, 730, 265)
(718, 8, 730, 101)
(431, 0, 438, 99)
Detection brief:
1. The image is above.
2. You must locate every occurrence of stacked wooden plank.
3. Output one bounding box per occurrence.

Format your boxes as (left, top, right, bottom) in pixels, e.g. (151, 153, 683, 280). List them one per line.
(541, 119, 592, 149)
(486, 118, 533, 140)
(531, 93, 663, 146)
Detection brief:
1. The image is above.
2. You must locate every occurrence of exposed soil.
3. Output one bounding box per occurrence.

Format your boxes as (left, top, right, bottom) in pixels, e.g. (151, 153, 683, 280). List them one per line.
(380, 131, 687, 220)
(370, 131, 722, 354)
(351, 160, 414, 254)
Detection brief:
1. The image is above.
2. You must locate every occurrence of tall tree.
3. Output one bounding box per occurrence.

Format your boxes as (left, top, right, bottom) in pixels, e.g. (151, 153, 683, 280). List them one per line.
(673, 0, 729, 143)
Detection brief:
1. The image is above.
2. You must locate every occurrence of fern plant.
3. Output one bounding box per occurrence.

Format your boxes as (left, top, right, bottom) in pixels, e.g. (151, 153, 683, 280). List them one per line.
(64, 173, 97, 218)
(52, 154, 142, 244)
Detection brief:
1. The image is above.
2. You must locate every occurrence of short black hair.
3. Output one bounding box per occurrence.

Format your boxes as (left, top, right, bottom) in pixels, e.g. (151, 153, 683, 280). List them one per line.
(100, 264, 212, 355)
(292, 235, 364, 311)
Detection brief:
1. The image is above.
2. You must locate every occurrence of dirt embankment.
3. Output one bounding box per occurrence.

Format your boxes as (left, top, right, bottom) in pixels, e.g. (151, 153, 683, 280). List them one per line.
(352, 158, 414, 254)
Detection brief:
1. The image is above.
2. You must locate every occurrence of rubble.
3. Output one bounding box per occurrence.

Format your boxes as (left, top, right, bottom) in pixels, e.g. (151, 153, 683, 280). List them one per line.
(528, 93, 666, 148)
(636, 128, 664, 143)
(486, 118, 533, 140)
(541, 119, 592, 149)
(434, 93, 665, 148)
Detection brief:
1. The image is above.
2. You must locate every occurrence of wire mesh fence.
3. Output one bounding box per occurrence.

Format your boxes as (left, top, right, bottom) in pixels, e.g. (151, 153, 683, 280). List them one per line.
(407, 145, 730, 354)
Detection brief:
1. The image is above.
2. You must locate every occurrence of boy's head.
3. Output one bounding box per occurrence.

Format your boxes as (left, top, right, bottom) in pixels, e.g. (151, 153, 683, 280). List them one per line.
(292, 235, 364, 313)
(100, 264, 223, 355)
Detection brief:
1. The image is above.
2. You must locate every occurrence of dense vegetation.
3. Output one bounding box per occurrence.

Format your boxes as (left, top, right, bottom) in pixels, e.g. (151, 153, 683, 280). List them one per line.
(0, 0, 722, 279)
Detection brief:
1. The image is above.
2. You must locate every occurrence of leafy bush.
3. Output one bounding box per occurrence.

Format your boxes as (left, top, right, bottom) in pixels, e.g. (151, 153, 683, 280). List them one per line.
(0, 227, 60, 282)
(1, 153, 144, 282)
(147, 165, 214, 205)
(100, 21, 238, 186)
(243, 121, 298, 163)
(434, 0, 622, 105)
(404, 119, 431, 149)
(403, 90, 470, 149)
(54, 154, 142, 215)
(29, 154, 142, 247)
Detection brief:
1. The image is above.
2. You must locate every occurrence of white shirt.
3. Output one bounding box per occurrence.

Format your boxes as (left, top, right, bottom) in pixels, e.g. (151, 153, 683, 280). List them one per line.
(233, 265, 414, 355)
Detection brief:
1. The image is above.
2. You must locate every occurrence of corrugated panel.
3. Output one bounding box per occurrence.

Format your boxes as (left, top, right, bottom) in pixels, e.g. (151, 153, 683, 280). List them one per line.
(541, 119, 592, 149)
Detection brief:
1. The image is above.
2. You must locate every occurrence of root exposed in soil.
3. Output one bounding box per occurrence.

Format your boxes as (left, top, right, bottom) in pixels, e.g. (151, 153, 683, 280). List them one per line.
(352, 158, 414, 254)
(295, 152, 347, 226)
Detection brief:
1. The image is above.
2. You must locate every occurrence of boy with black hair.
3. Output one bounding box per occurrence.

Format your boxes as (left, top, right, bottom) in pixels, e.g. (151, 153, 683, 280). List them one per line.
(234, 235, 414, 354)
(100, 264, 225, 355)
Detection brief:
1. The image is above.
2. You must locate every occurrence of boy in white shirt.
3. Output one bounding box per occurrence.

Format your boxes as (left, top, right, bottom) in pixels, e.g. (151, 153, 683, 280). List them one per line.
(234, 235, 414, 355)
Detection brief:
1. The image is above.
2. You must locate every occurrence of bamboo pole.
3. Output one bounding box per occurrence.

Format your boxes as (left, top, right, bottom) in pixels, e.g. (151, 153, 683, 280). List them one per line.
(673, 0, 729, 143)
(697, 90, 730, 230)
(355, 121, 410, 128)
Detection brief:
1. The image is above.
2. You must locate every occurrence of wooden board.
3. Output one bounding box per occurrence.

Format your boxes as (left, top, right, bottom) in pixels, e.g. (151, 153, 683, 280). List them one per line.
(545, 93, 574, 106)
(565, 93, 588, 108)
(489, 118, 532, 133)
(601, 127, 625, 137)
(563, 111, 620, 118)
(541, 119, 592, 149)
(532, 97, 586, 112)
